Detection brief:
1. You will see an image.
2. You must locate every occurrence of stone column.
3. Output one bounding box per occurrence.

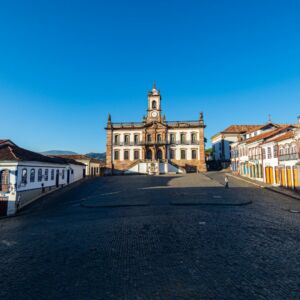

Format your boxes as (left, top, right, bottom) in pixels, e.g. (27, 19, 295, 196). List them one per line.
(105, 114, 113, 174)
(198, 112, 207, 172)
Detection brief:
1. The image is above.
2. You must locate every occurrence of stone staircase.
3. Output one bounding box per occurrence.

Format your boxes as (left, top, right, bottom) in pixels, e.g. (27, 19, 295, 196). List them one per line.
(124, 160, 185, 175)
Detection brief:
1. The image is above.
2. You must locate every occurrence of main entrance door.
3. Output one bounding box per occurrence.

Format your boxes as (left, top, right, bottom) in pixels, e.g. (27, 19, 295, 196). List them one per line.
(146, 149, 152, 160)
(156, 149, 162, 160)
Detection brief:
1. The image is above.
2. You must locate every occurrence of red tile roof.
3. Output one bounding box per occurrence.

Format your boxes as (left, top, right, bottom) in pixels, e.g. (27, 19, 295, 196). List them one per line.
(246, 126, 291, 144)
(264, 130, 295, 143)
(222, 125, 262, 134)
(0, 143, 84, 166)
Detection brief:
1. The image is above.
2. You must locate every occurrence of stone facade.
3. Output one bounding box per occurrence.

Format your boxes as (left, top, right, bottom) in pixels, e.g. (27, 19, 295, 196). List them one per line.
(105, 84, 207, 174)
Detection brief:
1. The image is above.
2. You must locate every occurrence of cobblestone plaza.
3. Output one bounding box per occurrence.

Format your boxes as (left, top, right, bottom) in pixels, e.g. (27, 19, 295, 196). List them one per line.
(1, 173, 300, 299)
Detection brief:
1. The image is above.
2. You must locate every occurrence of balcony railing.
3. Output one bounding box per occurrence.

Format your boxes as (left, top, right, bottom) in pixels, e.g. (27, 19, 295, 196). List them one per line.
(278, 153, 299, 161)
(249, 155, 262, 160)
(113, 140, 200, 146)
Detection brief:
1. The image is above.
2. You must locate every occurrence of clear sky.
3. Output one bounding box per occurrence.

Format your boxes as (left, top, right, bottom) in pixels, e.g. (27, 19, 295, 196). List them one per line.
(1, 0, 300, 153)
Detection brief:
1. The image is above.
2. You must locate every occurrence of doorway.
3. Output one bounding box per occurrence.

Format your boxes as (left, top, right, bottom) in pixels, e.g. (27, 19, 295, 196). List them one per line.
(156, 149, 163, 160)
(146, 149, 152, 160)
(56, 170, 59, 187)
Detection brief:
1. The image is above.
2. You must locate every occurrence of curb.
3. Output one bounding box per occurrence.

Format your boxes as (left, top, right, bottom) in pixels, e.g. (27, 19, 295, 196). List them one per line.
(0, 177, 91, 220)
(228, 173, 300, 201)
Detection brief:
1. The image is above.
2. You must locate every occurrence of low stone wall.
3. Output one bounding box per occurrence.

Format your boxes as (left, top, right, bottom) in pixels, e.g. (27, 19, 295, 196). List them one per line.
(17, 185, 60, 210)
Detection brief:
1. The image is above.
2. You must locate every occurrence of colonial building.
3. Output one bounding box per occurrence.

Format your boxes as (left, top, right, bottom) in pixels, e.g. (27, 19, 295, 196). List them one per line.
(229, 117, 300, 191)
(211, 124, 262, 166)
(0, 140, 85, 216)
(105, 84, 206, 174)
(56, 155, 105, 176)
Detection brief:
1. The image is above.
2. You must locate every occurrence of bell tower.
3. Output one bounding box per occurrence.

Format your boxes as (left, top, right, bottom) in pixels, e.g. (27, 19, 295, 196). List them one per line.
(146, 83, 162, 123)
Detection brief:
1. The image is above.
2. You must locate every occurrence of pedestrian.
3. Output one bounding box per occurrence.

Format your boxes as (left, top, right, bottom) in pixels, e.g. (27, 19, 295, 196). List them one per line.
(224, 175, 229, 189)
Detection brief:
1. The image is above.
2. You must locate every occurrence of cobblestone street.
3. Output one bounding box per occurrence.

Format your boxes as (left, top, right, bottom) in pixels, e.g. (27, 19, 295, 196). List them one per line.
(1, 173, 300, 299)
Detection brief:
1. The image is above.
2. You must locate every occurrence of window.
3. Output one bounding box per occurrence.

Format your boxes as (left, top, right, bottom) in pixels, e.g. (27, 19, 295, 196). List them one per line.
(124, 150, 129, 160)
(157, 134, 162, 142)
(170, 133, 175, 143)
(147, 134, 151, 142)
(180, 133, 186, 144)
(273, 146, 278, 158)
(192, 149, 197, 159)
(38, 169, 42, 182)
(45, 169, 49, 181)
(124, 135, 130, 145)
(134, 134, 139, 145)
(114, 135, 120, 145)
(152, 101, 157, 109)
(290, 144, 297, 154)
(279, 147, 284, 156)
(30, 168, 35, 182)
(191, 133, 197, 144)
(114, 150, 119, 160)
(62, 169, 65, 179)
(262, 149, 266, 160)
(134, 150, 139, 160)
(51, 169, 54, 180)
(170, 149, 175, 159)
(0, 169, 9, 192)
(267, 147, 272, 159)
(21, 168, 28, 184)
(181, 149, 186, 159)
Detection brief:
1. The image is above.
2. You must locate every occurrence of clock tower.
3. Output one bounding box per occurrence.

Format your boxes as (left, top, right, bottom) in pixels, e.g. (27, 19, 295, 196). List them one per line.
(146, 83, 162, 123)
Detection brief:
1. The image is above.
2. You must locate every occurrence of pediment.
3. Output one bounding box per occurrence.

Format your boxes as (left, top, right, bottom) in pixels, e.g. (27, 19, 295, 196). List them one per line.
(144, 121, 167, 129)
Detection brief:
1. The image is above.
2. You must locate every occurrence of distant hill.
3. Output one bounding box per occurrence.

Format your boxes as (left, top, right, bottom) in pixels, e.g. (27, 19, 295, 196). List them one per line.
(41, 150, 78, 155)
(86, 152, 106, 160)
(41, 150, 106, 160)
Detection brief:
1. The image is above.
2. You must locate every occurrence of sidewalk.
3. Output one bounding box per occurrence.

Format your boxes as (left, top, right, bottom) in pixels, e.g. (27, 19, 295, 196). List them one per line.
(228, 173, 300, 201)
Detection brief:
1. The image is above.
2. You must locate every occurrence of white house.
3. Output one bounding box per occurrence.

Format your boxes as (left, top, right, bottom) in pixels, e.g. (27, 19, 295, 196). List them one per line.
(0, 140, 85, 216)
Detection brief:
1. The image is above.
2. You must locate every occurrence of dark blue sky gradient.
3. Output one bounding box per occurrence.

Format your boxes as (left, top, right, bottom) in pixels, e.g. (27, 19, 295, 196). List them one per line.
(1, 0, 300, 152)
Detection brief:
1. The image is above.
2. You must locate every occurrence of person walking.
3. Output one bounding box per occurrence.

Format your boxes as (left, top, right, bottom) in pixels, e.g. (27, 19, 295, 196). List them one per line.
(224, 175, 229, 189)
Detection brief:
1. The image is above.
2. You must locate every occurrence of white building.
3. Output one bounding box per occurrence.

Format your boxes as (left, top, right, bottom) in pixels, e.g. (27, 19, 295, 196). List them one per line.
(105, 84, 207, 175)
(0, 140, 85, 216)
(211, 125, 262, 164)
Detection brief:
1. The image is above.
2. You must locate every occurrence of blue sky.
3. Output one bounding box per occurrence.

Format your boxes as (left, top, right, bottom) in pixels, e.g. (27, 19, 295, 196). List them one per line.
(1, 0, 300, 153)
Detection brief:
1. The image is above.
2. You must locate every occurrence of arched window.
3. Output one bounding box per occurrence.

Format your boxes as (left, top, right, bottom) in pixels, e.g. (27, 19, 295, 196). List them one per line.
(152, 101, 157, 109)
(38, 169, 42, 182)
(45, 169, 49, 181)
(51, 169, 54, 180)
(192, 149, 197, 159)
(285, 146, 289, 155)
(124, 134, 130, 145)
(21, 168, 28, 184)
(290, 144, 297, 154)
(134, 150, 139, 160)
(191, 133, 197, 144)
(114, 150, 119, 160)
(0, 169, 9, 192)
(279, 147, 284, 156)
(30, 168, 35, 183)
(114, 134, 120, 145)
(134, 134, 139, 145)
(124, 150, 129, 160)
(169, 149, 175, 159)
(180, 133, 186, 144)
(181, 149, 186, 160)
